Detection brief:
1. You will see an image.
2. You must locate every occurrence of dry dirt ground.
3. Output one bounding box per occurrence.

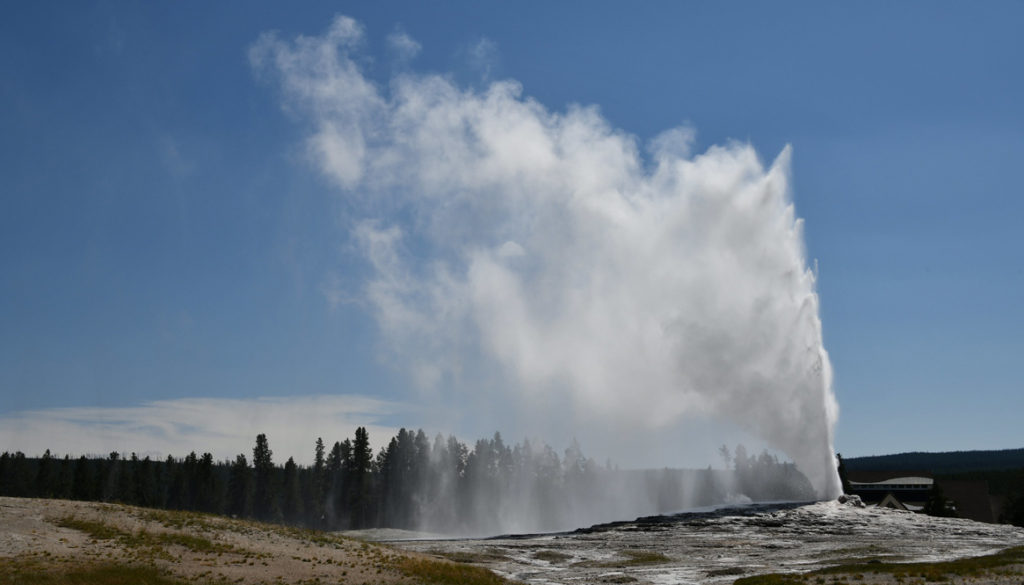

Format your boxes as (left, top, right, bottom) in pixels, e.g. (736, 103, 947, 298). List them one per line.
(0, 496, 496, 585)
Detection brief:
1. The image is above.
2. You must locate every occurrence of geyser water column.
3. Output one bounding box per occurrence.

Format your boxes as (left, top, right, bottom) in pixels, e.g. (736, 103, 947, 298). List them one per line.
(252, 16, 843, 500)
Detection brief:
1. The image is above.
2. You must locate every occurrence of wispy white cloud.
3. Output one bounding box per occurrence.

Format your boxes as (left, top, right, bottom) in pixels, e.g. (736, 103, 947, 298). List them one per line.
(465, 37, 498, 81)
(250, 16, 840, 497)
(387, 27, 421, 62)
(0, 395, 405, 464)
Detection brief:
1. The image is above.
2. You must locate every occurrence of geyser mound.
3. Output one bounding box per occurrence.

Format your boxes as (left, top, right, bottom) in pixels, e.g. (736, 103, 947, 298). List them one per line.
(253, 16, 841, 500)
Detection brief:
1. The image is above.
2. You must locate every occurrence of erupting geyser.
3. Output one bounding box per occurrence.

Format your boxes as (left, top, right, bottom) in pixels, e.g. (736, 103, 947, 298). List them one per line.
(253, 16, 842, 502)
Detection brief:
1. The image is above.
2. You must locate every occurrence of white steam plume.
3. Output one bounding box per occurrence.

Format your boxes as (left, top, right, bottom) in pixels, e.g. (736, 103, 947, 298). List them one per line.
(251, 16, 841, 499)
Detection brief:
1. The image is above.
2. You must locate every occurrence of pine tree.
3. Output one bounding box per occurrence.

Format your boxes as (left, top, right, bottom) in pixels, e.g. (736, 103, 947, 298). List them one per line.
(56, 455, 74, 499)
(1000, 470, 1024, 527)
(349, 427, 374, 528)
(311, 437, 326, 526)
(134, 455, 158, 507)
(326, 440, 347, 529)
(227, 454, 251, 518)
(7, 452, 31, 497)
(35, 449, 55, 498)
(72, 455, 94, 501)
(923, 483, 958, 518)
(115, 453, 134, 504)
(0, 452, 9, 496)
(252, 434, 277, 521)
(102, 452, 124, 503)
(195, 453, 220, 513)
(378, 436, 399, 526)
(181, 452, 200, 509)
(159, 455, 176, 508)
(166, 455, 188, 510)
(282, 457, 303, 524)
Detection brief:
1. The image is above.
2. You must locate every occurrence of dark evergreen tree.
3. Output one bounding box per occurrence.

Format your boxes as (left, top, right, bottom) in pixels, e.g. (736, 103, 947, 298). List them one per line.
(310, 437, 326, 527)
(115, 452, 134, 504)
(7, 452, 32, 497)
(326, 440, 348, 528)
(195, 453, 220, 513)
(282, 457, 303, 524)
(56, 454, 74, 499)
(226, 454, 251, 518)
(161, 454, 180, 508)
(166, 455, 188, 510)
(923, 483, 958, 518)
(101, 452, 121, 503)
(72, 455, 95, 501)
(35, 449, 55, 498)
(181, 452, 201, 509)
(411, 429, 431, 526)
(0, 452, 9, 496)
(394, 428, 416, 526)
(134, 455, 158, 507)
(349, 426, 374, 528)
(252, 434, 278, 521)
(1000, 470, 1024, 527)
(378, 436, 400, 526)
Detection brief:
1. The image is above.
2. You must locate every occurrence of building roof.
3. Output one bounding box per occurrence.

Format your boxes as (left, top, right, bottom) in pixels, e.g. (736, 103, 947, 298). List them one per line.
(849, 476, 933, 487)
(877, 493, 908, 511)
(847, 470, 934, 484)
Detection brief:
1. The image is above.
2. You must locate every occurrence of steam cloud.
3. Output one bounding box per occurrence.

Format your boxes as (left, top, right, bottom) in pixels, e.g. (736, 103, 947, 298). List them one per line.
(251, 16, 841, 500)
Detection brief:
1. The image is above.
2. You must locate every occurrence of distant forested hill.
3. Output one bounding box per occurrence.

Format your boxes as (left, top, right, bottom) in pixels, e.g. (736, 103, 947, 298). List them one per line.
(844, 448, 1024, 474)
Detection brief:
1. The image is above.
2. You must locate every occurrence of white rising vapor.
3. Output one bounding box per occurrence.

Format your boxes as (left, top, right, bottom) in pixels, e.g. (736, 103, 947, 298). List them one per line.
(251, 15, 842, 499)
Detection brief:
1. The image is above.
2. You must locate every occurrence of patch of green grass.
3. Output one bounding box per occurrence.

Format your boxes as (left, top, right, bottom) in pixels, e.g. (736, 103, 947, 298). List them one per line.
(56, 515, 235, 556)
(573, 549, 671, 569)
(0, 559, 203, 585)
(55, 517, 128, 541)
(273, 523, 357, 548)
(601, 576, 638, 583)
(708, 567, 746, 577)
(734, 575, 808, 585)
(397, 556, 515, 585)
(143, 530, 233, 554)
(431, 549, 510, 564)
(734, 546, 1024, 585)
(135, 508, 216, 532)
(619, 550, 670, 565)
(532, 550, 572, 563)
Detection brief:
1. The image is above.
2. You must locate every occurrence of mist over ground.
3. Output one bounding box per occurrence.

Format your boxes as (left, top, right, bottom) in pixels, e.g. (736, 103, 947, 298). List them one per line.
(251, 15, 841, 504)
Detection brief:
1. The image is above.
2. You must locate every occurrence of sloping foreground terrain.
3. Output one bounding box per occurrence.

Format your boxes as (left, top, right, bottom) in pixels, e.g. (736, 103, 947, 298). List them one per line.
(0, 496, 507, 585)
(391, 501, 1024, 584)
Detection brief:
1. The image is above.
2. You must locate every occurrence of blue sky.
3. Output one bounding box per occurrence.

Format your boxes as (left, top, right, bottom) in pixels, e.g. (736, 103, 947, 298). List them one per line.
(1, 2, 1021, 467)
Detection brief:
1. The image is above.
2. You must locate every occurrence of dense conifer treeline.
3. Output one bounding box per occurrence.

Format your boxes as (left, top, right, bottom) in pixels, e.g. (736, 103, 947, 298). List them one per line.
(843, 449, 1024, 474)
(0, 429, 817, 534)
